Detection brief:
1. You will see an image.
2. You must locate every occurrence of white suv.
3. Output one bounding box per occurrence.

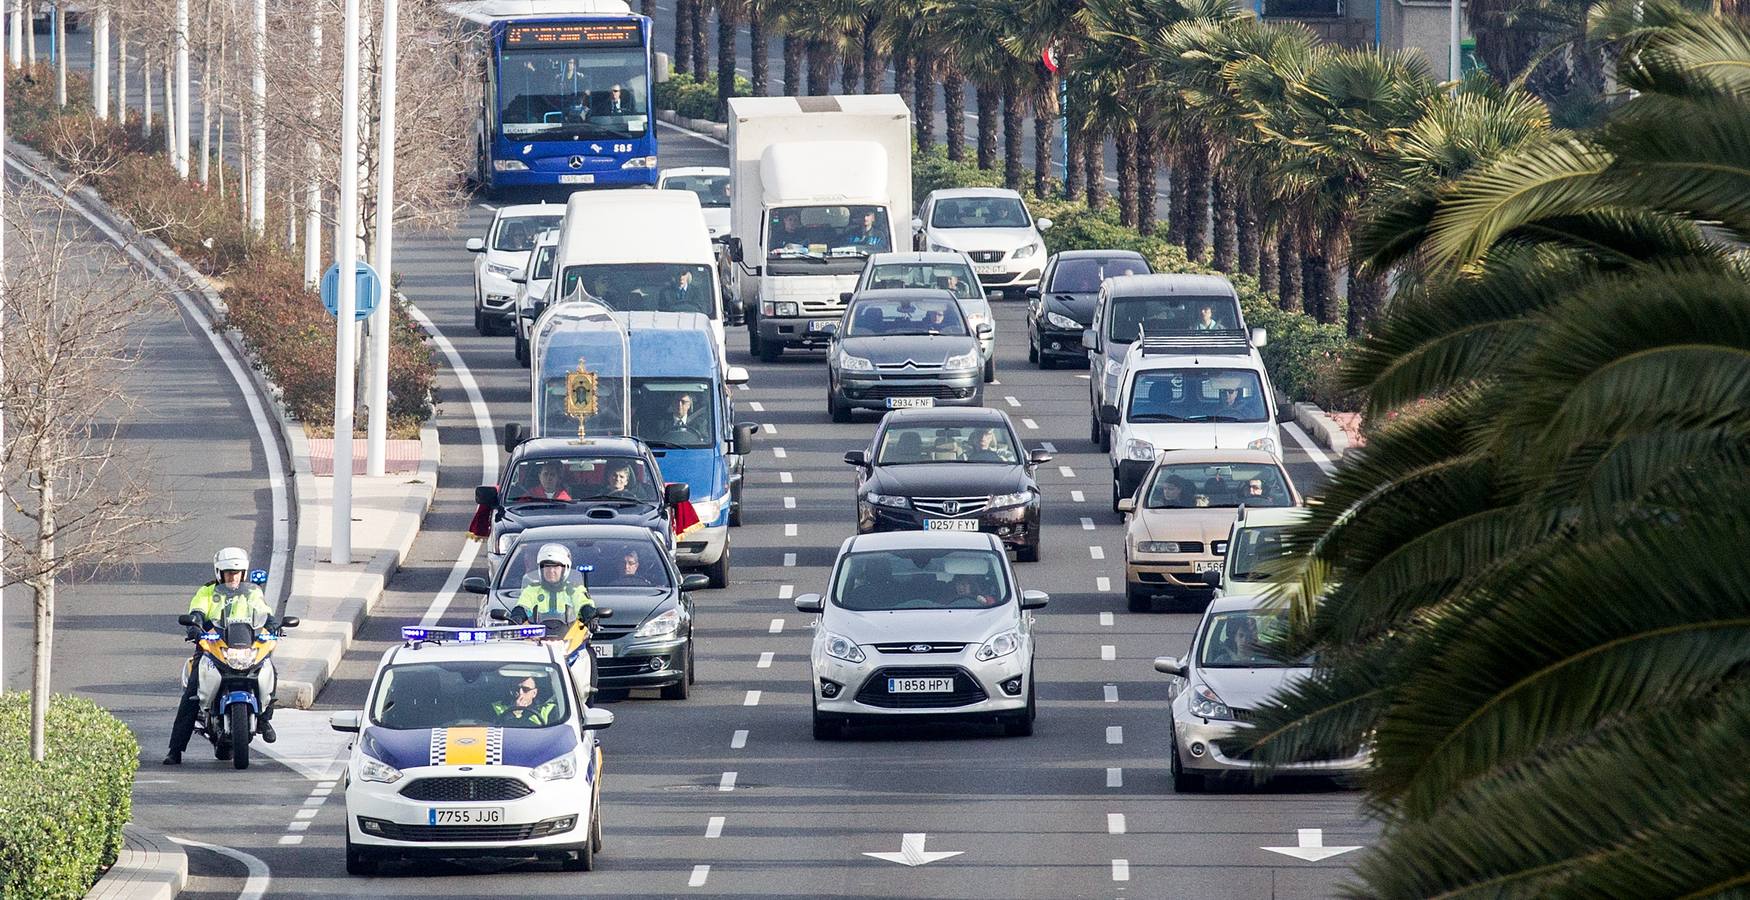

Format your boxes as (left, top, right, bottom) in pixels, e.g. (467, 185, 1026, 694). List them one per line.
(466, 203, 563, 335)
(331, 625, 615, 875)
(912, 188, 1051, 300)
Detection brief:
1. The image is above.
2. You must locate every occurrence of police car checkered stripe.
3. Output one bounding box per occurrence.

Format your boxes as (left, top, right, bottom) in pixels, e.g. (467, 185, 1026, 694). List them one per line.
(486, 728, 504, 765)
(429, 728, 445, 767)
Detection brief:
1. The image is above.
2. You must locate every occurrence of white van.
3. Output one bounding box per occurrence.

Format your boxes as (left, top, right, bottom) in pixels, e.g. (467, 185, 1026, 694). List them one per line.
(551, 189, 725, 355)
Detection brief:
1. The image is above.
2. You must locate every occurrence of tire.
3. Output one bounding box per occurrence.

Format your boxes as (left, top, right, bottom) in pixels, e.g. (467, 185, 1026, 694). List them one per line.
(1112, 478, 1125, 514)
(747, 325, 762, 356)
(228, 704, 252, 770)
(828, 388, 852, 423)
(1171, 736, 1205, 793)
(728, 481, 744, 526)
(1039, 351, 1057, 371)
(758, 340, 783, 363)
(704, 545, 729, 589)
(1003, 682, 1036, 737)
(983, 356, 996, 384)
(473, 303, 486, 335)
(686, 642, 696, 685)
(344, 833, 378, 877)
(1127, 581, 1153, 613)
(514, 333, 529, 367)
(561, 835, 595, 871)
(1017, 531, 1040, 563)
(590, 780, 605, 853)
(811, 698, 843, 741)
(660, 643, 692, 700)
(1027, 337, 1038, 363)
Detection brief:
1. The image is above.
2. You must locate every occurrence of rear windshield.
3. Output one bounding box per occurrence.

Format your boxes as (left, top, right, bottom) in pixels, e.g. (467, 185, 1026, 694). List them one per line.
(866, 263, 982, 300)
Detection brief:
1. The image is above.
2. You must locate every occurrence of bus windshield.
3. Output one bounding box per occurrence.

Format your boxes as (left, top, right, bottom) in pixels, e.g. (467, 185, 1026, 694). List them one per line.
(560, 263, 717, 318)
(497, 47, 649, 141)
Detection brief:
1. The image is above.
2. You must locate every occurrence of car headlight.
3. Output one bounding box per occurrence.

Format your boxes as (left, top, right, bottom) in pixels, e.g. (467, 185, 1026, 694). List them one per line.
(223, 647, 258, 668)
(989, 490, 1031, 508)
(838, 353, 875, 372)
(1248, 436, 1279, 456)
(531, 750, 578, 781)
(1104, 358, 1123, 377)
(824, 632, 865, 663)
(975, 630, 1021, 661)
(485, 262, 521, 279)
(690, 492, 727, 524)
(360, 756, 403, 784)
(927, 243, 953, 253)
(1013, 242, 1040, 259)
(864, 492, 908, 509)
(1212, 540, 1228, 555)
(1046, 311, 1080, 330)
(492, 159, 529, 172)
(1188, 683, 1234, 721)
(620, 156, 658, 169)
(633, 607, 682, 639)
(1136, 541, 1182, 554)
(1125, 438, 1156, 461)
(761, 300, 800, 317)
(945, 350, 980, 370)
(495, 532, 518, 555)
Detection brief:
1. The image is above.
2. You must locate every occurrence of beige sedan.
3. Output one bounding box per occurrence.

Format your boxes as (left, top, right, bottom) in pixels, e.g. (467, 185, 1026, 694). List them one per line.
(1119, 449, 1300, 612)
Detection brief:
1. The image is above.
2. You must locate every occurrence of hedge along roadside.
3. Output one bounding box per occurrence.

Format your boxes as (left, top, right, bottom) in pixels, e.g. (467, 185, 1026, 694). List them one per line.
(5, 64, 437, 436)
(0, 693, 139, 900)
(654, 71, 752, 123)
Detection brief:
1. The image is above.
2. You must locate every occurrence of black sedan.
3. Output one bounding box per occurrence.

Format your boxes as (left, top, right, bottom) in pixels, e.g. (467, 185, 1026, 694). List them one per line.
(826, 289, 992, 422)
(1025, 249, 1151, 369)
(466, 524, 709, 700)
(844, 407, 1052, 561)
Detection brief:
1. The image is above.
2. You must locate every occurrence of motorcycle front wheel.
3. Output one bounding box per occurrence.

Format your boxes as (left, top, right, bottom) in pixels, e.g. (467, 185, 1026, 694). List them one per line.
(229, 705, 252, 770)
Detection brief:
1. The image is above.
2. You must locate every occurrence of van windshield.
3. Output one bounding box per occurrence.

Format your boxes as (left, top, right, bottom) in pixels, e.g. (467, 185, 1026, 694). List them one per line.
(1106, 295, 1242, 344)
(560, 263, 717, 318)
(1127, 369, 1268, 423)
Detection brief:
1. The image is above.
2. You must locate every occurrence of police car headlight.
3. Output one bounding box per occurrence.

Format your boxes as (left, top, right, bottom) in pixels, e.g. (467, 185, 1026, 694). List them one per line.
(1248, 436, 1279, 456)
(633, 608, 682, 639)
(975, 630, 1021, 661)
(223, 647, 258, 668)
(620, 156, 658, 169)
(824, 632, 865, 663)
(531, 750, 578, 781)
(1046, 311, 1080, 330)
(360, 757, 403, 784)
(492, 159, 529, 172)
(1125, 438, 1156, 461)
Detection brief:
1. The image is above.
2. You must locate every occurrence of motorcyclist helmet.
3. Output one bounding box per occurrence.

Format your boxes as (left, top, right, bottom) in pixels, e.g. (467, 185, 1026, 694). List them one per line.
(536, 543, 572, 578)
(213, 546, 250, 580)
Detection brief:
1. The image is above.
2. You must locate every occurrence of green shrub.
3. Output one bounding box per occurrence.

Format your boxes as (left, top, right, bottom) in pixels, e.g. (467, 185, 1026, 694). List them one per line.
(0, 693, 139, 900)
(653, 72, 751, 123)
(913, 145, 1005, 197)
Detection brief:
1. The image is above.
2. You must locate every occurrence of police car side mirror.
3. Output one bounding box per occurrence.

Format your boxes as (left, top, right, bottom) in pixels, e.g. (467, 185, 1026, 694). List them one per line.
(794, 593, 824, 613)
(680, 573, 711, 592)
(475, 484, 500, 507)
(1020, 590, 1050, 610)
(1099, 404, 1121, 426)
(581, 708, 615, 731)
(329, 710, 362, 733)
(463, 577, 489, 595)
(664, 482, 691, 505)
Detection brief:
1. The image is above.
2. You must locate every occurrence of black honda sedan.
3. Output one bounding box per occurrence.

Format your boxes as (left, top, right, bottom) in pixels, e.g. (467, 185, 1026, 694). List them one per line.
(844, 407, 1052, 561)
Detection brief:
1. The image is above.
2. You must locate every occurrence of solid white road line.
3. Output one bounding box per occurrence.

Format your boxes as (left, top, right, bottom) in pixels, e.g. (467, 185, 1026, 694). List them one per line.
(769, 618, 785, 633)
(731, 729, 749, 749)
(1089, 546, 1106, 560)
(1284, 422, 1339, 475)
(744, 690, 762, 706)
(1100, 611, 1114, 626)
(1106, 726, 1124, 744)
(757, 652, 774, 669)
(168, 836, 271, 900)
(1108, 813, 1127, 835)
(1106, 767, 1124, 787)
(1101, 645, 1116, 661)
(719, 772, 738, 791)
(1113, 859, 1131, 882)
(1071, 490, 1086, 503)
(1096, 576, 1111, 592)
(1104, 684, 1119, 703)
(705, 817, 725, 838)
(689, 864, 712, 887)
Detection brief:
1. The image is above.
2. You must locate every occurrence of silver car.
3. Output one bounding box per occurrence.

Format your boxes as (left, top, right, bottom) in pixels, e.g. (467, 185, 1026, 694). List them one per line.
(796, 531, 1048, 739)
(1153, 594, 1370, 791)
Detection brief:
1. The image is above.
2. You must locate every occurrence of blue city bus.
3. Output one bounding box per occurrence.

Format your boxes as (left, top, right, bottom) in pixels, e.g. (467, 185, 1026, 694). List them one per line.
(450, 0, 659, 192)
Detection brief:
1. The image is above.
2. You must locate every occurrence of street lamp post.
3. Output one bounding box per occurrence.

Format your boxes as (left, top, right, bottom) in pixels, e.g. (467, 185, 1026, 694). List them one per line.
(332, 0, 363, 565)
(366, 0, 397, 477)
(1449, 0, 1462, 86)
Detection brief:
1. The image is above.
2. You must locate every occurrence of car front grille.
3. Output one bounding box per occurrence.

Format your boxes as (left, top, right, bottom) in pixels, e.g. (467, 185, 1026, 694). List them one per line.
(855, 666, 988, 709)
(860, 383, 971, 400)
(912, 496, 992, 517)
(591, 624, 637, 641)
(799, 298, 845, 316)
(875, 361, 944, 372)
(872, 642, 968, 654)
(969, 250, 1004, 263)
(359, 817, 574, 843)
(398, 777, 532, 803)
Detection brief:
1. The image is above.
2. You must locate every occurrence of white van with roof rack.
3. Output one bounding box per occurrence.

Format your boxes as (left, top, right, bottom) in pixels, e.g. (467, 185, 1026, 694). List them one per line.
(1099, 332, 1290, 511)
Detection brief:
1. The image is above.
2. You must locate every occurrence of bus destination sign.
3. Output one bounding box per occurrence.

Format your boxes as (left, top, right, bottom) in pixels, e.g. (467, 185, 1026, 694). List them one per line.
(504, 22, 642, 48)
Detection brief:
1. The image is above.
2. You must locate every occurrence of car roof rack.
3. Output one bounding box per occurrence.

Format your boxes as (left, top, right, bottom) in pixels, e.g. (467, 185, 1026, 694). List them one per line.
(400, 624, 546, 647)
(1135, 329, 1252, 356)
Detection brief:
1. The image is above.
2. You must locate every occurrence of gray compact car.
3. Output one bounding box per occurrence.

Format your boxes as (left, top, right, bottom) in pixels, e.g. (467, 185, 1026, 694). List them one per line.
(1152, 594, 1370, 791)
(826, 289, 991, 422)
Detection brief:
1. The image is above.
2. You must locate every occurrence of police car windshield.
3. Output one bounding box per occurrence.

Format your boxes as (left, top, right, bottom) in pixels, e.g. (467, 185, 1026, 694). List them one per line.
(832, 548, 1011, 611)
(371, 660, 569, 729)
(501, 537, 670, 590)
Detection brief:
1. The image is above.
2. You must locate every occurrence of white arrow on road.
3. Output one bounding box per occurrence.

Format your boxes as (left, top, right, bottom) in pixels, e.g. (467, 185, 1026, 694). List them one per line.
(1262, 828, 1362, 862)
(863, 833, 964, 867)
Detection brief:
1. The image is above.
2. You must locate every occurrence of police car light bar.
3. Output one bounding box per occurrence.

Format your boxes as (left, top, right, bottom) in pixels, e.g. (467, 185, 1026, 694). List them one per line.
(401, 625, 547, 644)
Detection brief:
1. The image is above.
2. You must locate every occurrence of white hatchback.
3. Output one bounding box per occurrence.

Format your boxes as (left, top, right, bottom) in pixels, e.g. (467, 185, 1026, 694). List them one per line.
(796, 531, 1048, 739)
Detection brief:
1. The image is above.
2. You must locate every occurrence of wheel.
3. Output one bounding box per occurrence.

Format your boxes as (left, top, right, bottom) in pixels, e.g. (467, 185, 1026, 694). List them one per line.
(228, 704, 251, 770)
(514, 333, 529, 367)
(561, 835, 595, 871)
(1027, 337, 1038, 363)
(660, 643, 692, 699)
(811, 697, 843, 741)
(983, 356, 996, 384)
(1017, 528, 1040, 563)
(703, 545, 729, 589)
(1039, 351, 1057, 371)
(1002, 683, 1036, 736)
(1171, 735, 1205, 793)
(344, 833, 378, 877)
(1112, 478, 1126, 514)
(1091, 411, 1108, 451)
(828, 388, 852, 423)
(590, 780, 605, 853)
(1127, 581, 1153, 613)
(747, 324, 762, 355)
(728, 480, 743, 526)
(473, 302, 486, 335)
(687, 642, 696, 685)
(758, 340, 783, 363)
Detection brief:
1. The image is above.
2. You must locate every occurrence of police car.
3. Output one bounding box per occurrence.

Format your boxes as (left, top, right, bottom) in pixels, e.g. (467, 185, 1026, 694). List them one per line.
(330, 625, 614, 875)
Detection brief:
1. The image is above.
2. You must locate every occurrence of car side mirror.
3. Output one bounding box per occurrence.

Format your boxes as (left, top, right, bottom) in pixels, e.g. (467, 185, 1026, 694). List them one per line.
(1081, 328, 1098, 351)
(510, 272, 527, 284)
(177, 613, 198, 627)
(1153, 656, 1188, 678)
(329, 710, 362, 733)
(733, 422, 758, 456)
(727, 236, 743, 263)
(465, 237, 485, 253)
(843, 450, 869, 467)
(725, 366, 750, 386)
(489, 607, 510, 621)
(475, 484, 500, 507)
(910, 216, 924, 233)
(1024, 286, 1040, 301)
(1277, 405, 1296, 424)
(503, 423, 527, 452)
(1200, 570, 1222, 589)
(820, 322, 839, 337)
(520, 306, 539, 321)
(463, 576, 489, 595)
(1098, 404, 1121, 426)
(280, 617, 300, 629)
(1020, 589, 1050, 610)
(794, 592, 824, 613)
(581, 708, 615, 730)
(664, 482, 692, 505)
(680, 573, 711, 591)
(590, 607, 615, 620)
(1250, 326, 1268, 348)
(1027, 448, 1053, 466)
(1116, 497, 1136, 513)
(975, 323, 994, 337)
(839, 291, 854, 303)
(1035, 217, 1053, 231)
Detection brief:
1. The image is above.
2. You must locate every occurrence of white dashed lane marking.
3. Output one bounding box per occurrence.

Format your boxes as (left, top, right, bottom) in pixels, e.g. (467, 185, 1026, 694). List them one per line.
(689, 864, 711, 887)
(1108, 813, 1127, 834)
(1113, 859, 1131, 882)
(772, 447, 787, 459)
(780, 472, 794, 483)
(1040, 442, 1056, 453)
(1107, 767, 1123, 787)
(747, 401, 764, 412)
(1100, 611, 1114, 626)
(1080, 517, 1095, 530)
(769, 618, 784, 634)
(762, 422, 777, 434)
(731, 730, 748, 749)
(1071, 490, 1085, 503)
(1104, 684, 1119, 703)
(1022, 418, 1039, 430)
(1059, 466, 1076, 478)
(783, 552, 797, 567)
(757, 652, 774, 669)
(1106, 726, 1124, 745)
(778, 584, 794, 599)
(1089, 546, 1105, 560)
(1096, 576, 1111, 592)
(784, 523, 798, 537)
(1005, 396, 1020, 407)
(706, 817, 725, 838)
(744, 691, 762, 706)
(784, 496, 796, 508)
(1101, 645, 1116, 661)
(719, 772, 738, 791)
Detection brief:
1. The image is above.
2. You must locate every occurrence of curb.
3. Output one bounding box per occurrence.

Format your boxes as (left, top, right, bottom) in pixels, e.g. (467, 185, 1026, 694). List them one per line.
(656, 107, 728, 142)
(1292, 401, 1353, 458)
(84, 824, 187, 900)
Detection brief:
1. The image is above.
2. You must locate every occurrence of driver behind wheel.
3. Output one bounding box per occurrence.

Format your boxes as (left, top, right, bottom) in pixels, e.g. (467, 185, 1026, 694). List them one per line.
(492, 674, 556, 726)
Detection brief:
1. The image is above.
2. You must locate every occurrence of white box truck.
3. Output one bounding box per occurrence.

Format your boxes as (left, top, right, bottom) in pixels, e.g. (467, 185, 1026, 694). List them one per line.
(724, 95, 911, 362)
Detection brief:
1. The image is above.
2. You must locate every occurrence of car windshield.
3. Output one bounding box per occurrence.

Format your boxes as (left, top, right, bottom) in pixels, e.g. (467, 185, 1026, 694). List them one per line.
(370, 660, 569, 729)
(503, 455, 659, 505)
(1145, 463, 1294, 509)
(493, 214, 564, 252)
(1106, 295, 1243, 343)
(559, 263, 716, 317)
(530, 244, 557, 280)
(866, 263, 982, 300)
(496, 48, 649, 141)
(875, 424, 1019, 464)
(1127, 369, 1268, 424)
(499, 536, 670, 590)
(767, 205, 892, 259)
(1049, 257, 1148, 293)
(844, 296, 967, 337)
(631, 378, 717, 450)
(1197, 610, 1310, 668)
(662, 174, 730, 208)
(1229, 525, 1298, 582)
(930, 197, 1030, 229)
(832, 548, 1012, 610)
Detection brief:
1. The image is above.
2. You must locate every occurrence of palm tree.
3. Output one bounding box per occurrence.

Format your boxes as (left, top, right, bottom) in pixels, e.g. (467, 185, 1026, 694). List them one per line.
(747, 0, 770, 96)
(1237, 9, 1750, 894)
(691, 0, 710, 79)
(675, 0, 695, 81)
(716, 0, 741, 117)
(782, 34, 803, 96)
(776, 5, 854, 96)
(931, 0, 1014, 173)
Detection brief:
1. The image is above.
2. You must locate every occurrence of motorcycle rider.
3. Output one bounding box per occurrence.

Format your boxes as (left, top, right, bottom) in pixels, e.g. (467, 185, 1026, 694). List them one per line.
(512, 543, 594, 623)
(164, 547, 280, 765)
